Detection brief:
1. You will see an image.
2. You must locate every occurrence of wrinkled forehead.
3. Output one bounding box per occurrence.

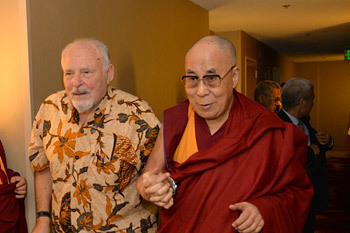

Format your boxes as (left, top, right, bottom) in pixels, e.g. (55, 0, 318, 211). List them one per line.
(62, 42, 103, 67)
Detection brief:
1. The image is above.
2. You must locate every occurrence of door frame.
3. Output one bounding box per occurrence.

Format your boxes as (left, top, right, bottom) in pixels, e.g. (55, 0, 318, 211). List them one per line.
(244, 56, 257, 96)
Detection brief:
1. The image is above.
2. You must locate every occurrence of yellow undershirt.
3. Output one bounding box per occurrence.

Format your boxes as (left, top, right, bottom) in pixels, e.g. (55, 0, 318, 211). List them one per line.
(173, 104, 199, 163)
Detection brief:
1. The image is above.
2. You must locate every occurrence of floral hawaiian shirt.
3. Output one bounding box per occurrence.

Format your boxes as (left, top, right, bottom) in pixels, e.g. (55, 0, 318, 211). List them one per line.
(28, 86, 160, 232)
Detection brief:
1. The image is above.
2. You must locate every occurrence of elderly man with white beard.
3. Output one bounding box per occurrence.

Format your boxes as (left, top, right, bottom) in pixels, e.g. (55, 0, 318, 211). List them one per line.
(28, 38, 160, 233)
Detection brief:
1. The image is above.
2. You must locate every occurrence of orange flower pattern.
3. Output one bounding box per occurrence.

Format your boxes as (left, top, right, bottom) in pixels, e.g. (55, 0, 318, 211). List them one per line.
(28, 86, 160, 232)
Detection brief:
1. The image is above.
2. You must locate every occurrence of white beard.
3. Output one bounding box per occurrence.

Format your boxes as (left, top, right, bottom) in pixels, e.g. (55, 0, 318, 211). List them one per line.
(72, 97, 94, 113)
(70, 88, 94, 113)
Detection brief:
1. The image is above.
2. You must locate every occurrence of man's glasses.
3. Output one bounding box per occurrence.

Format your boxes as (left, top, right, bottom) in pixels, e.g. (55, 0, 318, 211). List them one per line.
(270, 96, 281, 102)
(263, 94, 281, 102)
(182, 66, 236, 88)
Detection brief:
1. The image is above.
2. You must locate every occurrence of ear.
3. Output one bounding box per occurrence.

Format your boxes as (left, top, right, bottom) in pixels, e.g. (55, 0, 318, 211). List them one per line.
(231, 66, 240, 89)
(298, 97, 304, 106)
(258, 94, 265, 104)
(106, 64, 115, 84)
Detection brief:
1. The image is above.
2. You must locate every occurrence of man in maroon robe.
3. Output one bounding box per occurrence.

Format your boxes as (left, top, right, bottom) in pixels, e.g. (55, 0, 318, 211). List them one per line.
(0, 140, 28, 233)
(137, 35, 313, 233)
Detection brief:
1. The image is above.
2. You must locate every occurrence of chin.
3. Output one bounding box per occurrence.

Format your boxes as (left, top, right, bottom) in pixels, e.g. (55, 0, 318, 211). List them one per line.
(72, 99, 94, 113)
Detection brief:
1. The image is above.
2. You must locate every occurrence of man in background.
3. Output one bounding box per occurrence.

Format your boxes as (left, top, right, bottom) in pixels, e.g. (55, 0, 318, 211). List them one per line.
(278, 77, 333, 233)
(254, 80, 282, 113)
(137, 36, 313, 233)
(28, 38, 160, 233)
(0, 139, 27, 233)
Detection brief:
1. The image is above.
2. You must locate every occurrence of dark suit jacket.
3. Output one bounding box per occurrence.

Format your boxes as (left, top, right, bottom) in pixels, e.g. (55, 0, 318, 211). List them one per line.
(278, 110, 331, 210)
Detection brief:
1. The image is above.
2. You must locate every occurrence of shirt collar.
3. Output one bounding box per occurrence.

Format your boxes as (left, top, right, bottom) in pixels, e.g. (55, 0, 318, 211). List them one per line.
(282, 108, 299, 126)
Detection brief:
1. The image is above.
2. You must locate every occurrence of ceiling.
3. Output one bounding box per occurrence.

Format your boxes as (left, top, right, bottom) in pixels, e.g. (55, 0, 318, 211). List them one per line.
(190, 0, 350, 62)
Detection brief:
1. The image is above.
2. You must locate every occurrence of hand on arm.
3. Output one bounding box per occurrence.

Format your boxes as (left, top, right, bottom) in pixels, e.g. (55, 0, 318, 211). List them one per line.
(32, 167, 52, 233)
(229, 202, 264, 233)
(136, 129, 174, 209)
(10, 176, 27, 199)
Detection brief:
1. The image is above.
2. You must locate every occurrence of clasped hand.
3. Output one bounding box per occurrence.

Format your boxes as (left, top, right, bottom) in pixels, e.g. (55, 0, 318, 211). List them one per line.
(10, 176, 27, 199)
(142, 168, 174, 209)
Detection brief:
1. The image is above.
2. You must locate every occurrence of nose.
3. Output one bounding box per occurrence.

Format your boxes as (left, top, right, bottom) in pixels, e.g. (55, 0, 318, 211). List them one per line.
(275, 101, 282, 113)
(196, 79, 210, 96)
(72, 73, 83, 87)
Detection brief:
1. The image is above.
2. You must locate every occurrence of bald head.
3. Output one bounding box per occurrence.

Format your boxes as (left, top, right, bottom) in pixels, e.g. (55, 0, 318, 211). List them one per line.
(61, 38, 110, 70)
(186, 36, 237, 65)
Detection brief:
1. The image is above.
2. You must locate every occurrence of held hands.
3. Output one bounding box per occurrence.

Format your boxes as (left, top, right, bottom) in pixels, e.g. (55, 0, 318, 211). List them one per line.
(316, 132, 332, 147)
(142, 168, 174, 209)
(229, 202, 264, 233)
(10, 176, 27, 199)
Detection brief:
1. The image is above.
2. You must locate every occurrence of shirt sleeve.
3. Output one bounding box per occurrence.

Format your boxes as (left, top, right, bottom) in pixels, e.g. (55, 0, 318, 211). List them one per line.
(28, 106, 50, 172)
(135, 100, 161, 170)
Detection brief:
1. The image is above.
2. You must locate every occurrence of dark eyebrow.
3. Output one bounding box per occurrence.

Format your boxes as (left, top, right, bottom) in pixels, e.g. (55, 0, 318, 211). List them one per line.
(186, 69, 196, 75)
(206, 68, 217, 74)
(186, 68, 217, 75)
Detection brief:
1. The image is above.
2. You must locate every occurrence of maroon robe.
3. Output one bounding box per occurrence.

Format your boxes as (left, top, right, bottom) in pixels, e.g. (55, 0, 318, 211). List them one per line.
(0, 140, 28, 233)
(159, 91, 313, 233)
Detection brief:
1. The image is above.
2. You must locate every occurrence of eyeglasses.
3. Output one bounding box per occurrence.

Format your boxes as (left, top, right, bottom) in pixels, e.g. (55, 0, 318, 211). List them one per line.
(182, 66, 236, 88)
(263, 94, 281, 102)
(270, 97, 281, 102)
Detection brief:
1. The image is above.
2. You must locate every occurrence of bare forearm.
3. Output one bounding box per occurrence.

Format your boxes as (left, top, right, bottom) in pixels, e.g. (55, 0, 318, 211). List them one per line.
(32, 168, 52, 232)
(137, 129, 166, 201)
(35, 168, 52, 212)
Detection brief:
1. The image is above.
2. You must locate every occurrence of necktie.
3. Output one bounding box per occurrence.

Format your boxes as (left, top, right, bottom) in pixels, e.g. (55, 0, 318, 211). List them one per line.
(297, 120, 306, 132)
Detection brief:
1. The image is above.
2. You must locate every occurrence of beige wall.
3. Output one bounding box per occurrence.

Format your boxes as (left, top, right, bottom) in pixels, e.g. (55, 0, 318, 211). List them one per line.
(276, 53, 295, 83)
(0, 0, 35, 229)
(295, 61, 350, 153)
(29, 0, 209, 120)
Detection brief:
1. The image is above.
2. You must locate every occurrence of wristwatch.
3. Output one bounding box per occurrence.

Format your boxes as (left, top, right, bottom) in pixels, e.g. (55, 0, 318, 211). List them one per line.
(36, 211, 51, 219)
(168, 177, 178, 196)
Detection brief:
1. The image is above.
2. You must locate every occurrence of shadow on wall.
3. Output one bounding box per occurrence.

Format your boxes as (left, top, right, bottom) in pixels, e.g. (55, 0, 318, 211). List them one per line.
(114, 49, 136, 95)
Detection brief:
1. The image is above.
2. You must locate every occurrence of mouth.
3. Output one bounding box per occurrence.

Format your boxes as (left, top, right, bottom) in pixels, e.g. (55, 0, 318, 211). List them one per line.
(72, 89, 90, 97)
(199, 103, 211, 109)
